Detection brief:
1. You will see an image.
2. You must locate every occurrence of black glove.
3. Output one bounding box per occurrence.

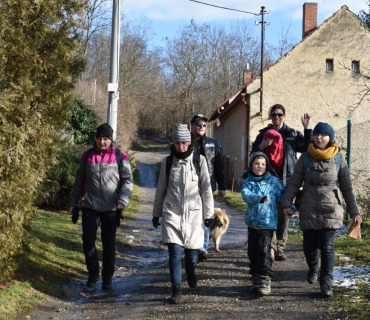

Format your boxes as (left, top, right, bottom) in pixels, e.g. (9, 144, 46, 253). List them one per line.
(260, 196, 268, 203)
(71, 207, 80, 224)
(116, 208, 124, 227)
(204, 219, 214, 228)
(152, 217, 161, 228)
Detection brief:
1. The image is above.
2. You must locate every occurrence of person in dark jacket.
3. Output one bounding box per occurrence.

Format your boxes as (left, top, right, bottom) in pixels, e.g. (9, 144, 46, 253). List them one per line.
(69, 123, 133, 290)
(281, 122, 362, 298)
(190, 114, 227, 262)
(251, 104, 312, 261)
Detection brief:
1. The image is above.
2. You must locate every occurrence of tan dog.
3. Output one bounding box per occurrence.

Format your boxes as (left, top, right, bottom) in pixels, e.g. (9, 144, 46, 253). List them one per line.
(210, 208, 229, 252)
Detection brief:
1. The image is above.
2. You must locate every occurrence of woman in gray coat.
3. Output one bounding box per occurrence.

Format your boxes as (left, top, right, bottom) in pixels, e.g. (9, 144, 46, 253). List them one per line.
(281, 122, 362, 298)
(152, 124, 214, 304)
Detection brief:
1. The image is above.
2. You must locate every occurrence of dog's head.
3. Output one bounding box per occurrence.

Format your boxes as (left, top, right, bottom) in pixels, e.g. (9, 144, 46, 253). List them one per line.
(214, 216, 223, 228)
(213, 208, 227, 228)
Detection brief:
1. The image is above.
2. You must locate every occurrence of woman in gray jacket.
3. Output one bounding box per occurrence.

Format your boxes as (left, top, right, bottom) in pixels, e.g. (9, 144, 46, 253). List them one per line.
(281, 122, 362, 298)
(69, 123, 133, 290)
(152, 124, 214, 304)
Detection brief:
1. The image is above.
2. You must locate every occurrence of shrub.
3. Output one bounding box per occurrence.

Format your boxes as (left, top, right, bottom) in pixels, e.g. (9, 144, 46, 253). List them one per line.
(0, 0, 85, 282)
(68, 98, 98, 145)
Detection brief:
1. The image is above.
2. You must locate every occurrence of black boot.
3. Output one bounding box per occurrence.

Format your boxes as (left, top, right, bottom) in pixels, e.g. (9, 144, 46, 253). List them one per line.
(102, 277, 112, 290)
(186, 269, 197, 288)
(170, 285, 181, 304)
(251, 274, 260, 294)
(321, 284, 333, 298)
(86, 272, 100, 288)
(307, 268, 319, 284)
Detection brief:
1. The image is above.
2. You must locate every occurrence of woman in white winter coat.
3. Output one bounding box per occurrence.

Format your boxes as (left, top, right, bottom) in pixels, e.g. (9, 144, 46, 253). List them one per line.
(152, 123, 214, 304)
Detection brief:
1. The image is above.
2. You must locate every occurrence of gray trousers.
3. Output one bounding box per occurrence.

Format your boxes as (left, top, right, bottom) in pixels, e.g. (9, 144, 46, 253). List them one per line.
(271, 205, 289, 253)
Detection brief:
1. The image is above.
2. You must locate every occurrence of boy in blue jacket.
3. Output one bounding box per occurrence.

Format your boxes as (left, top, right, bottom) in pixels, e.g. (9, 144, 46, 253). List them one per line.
(241, 152, 293, 295)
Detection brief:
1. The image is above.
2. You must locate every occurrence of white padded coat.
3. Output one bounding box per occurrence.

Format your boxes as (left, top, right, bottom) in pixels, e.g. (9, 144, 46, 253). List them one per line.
(152, 153, 214, 249)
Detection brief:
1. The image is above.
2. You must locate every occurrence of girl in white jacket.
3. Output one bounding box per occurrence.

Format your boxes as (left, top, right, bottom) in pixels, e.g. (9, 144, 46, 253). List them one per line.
(152, 124, 214, 304)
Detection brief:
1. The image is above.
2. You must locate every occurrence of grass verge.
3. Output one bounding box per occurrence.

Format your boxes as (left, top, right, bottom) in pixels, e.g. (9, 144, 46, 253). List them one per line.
(0, 210, 86, 319)
(215, 190, 248, 212)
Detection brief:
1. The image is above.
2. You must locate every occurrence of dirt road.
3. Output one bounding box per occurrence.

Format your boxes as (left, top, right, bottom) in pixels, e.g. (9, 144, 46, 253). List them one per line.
(28, 149, 335, 320)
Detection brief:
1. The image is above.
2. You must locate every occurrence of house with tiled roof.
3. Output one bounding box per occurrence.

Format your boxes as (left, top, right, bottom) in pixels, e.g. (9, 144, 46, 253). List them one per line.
(209, 3, 370, 189)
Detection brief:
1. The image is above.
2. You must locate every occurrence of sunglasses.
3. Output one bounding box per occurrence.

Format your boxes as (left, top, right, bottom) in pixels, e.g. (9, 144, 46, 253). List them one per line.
(196, 122, 207, 127)
(270, 113, 284, 118)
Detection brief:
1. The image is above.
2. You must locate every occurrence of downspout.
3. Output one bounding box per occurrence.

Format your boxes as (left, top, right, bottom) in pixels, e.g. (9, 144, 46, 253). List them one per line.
(241, 92, 250, 170)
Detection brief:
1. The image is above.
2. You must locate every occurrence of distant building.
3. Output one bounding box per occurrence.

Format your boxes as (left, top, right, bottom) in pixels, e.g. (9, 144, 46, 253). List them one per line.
(209, 3, 370, 189)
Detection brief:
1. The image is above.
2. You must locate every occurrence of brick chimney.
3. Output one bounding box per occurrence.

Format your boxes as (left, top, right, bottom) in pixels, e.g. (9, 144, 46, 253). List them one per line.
(302, 3, 318, 39)
(243, 70, 251, 84)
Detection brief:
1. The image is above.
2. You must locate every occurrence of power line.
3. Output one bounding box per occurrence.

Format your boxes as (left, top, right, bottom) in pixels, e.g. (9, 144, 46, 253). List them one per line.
(189, 0, 259, 16)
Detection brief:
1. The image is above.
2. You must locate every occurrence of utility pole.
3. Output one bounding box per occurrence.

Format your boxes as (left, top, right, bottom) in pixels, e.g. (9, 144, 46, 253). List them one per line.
(107, 0, 120, 142)
(256, 6, 267, 116)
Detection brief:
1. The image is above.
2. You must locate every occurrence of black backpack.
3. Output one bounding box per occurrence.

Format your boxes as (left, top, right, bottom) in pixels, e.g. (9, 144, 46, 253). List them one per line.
(165, 152, 201, 185)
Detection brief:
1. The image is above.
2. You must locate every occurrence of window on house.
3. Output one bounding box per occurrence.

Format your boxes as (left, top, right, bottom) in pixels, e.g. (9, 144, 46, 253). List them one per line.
(326, 59, 334, 71)
(352, 61, 360, 73)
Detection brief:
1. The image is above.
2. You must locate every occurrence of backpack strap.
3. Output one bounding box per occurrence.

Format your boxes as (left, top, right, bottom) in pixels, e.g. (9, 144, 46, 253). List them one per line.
(192, 151, 201, 177)
(84, 148, 94, 164)
(115, 148, 122, 168)
(334, 154, 341, 174)
(303, 152, 341, 176)
(166, 154, 174, 186)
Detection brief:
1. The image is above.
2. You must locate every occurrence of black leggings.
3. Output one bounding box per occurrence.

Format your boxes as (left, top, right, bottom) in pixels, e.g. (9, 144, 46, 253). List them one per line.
(82, 208, 117, 278)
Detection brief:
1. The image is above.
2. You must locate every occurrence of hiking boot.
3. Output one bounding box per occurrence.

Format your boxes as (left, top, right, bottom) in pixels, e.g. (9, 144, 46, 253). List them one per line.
(198, 250, 207, 262)
(275, 250, 287, 261)
(256, 276, 271, 296)
(187, 269, 197, 288)
(307, 268, 319, 284)
(86, 273, 100, 288)
(321, 284, 333, 298)
(102, 277, 112, 290)
(251, 274, 260, 294)
(170, 285, 181, 304)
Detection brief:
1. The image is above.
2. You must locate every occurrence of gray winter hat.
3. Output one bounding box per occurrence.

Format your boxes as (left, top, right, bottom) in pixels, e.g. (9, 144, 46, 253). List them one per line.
(172, 124, 191, 143)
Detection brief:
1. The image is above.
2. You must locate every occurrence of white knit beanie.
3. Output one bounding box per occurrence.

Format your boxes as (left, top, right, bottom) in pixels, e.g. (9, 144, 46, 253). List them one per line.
(172, 124, 191, 143)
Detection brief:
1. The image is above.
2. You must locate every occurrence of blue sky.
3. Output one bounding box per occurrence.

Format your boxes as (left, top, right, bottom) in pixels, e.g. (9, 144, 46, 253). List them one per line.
(121, 0, 369, 48)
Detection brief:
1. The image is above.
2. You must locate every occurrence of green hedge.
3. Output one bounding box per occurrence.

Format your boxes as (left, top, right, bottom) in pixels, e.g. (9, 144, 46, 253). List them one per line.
(0, 0, 85, 282)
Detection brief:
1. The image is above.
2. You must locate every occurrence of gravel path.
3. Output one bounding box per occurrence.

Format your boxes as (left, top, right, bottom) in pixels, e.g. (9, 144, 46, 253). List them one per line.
(27, 148, 336, 320)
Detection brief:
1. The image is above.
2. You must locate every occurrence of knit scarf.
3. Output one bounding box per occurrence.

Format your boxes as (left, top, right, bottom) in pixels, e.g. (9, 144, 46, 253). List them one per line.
(170, 144, 193, 160)
(308, 141, 340, 160)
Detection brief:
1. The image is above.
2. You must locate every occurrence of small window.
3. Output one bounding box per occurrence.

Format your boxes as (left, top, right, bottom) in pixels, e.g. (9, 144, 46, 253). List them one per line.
(352, 61, 360, 73)
(326, 59, 334, 71)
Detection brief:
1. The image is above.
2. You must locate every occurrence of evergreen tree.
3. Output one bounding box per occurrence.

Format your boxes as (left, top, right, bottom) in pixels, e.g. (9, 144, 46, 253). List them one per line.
(0, 0, 86, 281)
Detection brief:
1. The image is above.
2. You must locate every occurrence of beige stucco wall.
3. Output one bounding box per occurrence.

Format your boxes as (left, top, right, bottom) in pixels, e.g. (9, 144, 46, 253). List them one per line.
(247, 7, 370, 142)
(212, 103, 246, 188)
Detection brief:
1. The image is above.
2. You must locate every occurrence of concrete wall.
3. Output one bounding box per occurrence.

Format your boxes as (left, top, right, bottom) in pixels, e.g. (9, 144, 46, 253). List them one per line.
(247, 7, 370, 142)
(212, 103, 246, 188)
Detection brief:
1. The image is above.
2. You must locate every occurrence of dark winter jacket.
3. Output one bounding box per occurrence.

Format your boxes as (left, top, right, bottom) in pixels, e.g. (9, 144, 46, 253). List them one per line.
(192, 134, 227, 191)
(251, 124, 312, 187)
(69, 145, 133, 212)
(281, 151, 360, 230)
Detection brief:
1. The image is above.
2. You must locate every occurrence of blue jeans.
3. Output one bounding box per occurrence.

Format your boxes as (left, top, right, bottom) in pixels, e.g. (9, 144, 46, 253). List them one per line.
(201, 226, 210, 253)
(167, 243, 198, 286)
(303, 229, 336, 286)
